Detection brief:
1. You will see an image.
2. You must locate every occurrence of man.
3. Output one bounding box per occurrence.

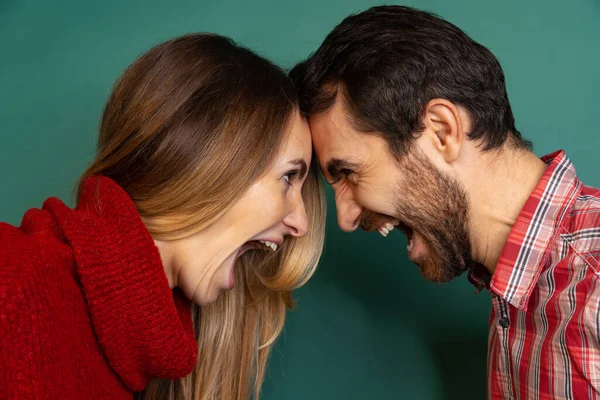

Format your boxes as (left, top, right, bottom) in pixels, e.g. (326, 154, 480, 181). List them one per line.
(290, 5, 600, 399)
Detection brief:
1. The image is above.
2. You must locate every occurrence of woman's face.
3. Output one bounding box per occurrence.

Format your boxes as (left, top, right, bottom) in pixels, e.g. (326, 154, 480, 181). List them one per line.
(159, 111, 313, 305)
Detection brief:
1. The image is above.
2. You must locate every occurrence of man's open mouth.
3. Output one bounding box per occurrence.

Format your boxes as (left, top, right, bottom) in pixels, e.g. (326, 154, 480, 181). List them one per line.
(377, 219, 415, 251)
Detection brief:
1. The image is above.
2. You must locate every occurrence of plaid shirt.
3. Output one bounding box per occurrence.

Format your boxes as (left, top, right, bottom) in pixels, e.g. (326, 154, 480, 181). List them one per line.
(470, 150, 600, 399)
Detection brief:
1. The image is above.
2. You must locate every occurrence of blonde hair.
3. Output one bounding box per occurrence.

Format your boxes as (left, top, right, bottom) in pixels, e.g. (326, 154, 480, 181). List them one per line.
(78, 33, 326, 399)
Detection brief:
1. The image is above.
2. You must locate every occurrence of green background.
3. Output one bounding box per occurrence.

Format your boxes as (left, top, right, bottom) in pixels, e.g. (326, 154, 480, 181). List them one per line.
(1, 1, 599, 398)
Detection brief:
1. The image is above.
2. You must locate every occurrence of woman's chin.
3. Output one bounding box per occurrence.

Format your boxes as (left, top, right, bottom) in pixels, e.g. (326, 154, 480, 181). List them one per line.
(196, 293, 218, 307)
(193, 246, 254, 306)
(213, 247, 249, 301)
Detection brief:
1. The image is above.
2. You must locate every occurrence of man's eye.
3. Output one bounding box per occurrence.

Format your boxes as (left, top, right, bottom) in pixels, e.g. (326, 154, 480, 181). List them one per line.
(330, 169, 354, 185)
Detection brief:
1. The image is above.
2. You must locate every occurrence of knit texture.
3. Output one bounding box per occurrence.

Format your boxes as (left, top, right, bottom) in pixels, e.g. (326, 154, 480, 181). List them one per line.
(0, 176, 198, 399)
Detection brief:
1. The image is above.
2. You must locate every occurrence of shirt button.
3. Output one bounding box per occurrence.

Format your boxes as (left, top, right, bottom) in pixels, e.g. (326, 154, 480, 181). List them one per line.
(499, 317, 510, 329)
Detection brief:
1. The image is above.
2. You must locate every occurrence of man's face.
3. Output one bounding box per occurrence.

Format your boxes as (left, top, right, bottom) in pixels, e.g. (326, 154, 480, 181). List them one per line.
(310, 98, 474, 283)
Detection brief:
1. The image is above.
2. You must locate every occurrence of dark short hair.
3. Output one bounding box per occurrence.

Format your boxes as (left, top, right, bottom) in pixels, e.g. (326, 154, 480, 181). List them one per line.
(290, 5, 532, 156)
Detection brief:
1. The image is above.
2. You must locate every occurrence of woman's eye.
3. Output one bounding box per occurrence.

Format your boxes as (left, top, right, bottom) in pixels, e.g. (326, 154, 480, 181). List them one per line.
(284, 170, 299, 185)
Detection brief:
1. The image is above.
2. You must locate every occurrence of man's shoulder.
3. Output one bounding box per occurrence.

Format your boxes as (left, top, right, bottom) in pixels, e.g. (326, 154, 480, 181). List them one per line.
(570, 183, 600, 231)
(560, 184, 600, 270)
(578, 184, 600, 207)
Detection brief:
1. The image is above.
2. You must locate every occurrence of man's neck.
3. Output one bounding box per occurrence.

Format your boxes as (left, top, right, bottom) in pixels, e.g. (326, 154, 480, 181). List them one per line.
(467, 144, 548, 275)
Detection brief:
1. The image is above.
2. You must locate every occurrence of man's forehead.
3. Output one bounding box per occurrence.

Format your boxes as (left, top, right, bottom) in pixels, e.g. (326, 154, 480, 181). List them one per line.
(309, 126, 351, 168)
(309, 109, 357, 155)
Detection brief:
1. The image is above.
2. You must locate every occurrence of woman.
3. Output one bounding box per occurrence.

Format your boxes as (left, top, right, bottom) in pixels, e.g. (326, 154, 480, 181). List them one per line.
(0, 33, 325, 399)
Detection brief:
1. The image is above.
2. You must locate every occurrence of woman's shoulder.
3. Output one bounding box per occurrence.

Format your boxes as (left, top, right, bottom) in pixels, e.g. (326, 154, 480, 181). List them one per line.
(0, 203, 76, 296)
(0, 207, 109, 398)
(0, 218, 46, 284)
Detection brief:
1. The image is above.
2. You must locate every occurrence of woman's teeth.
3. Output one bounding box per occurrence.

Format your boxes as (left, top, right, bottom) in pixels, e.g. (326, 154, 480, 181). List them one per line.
(259, 240, 278, 251)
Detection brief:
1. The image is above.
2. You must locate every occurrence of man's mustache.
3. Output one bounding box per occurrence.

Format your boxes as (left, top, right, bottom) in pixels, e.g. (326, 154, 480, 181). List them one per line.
(358, 210, 392, 232)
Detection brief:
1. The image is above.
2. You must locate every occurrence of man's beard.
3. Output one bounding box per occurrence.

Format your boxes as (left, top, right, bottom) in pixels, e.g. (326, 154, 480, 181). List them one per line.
(360, 149, 474, 283)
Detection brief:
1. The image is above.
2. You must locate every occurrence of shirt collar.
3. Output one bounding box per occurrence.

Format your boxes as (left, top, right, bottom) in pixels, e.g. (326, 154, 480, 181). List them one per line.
(468, 150, 581, 311)
(480, 150, 582, 310)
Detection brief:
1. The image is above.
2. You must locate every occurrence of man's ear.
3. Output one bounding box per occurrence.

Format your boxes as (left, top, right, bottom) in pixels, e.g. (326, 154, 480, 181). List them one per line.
(421, 98, 465, 163)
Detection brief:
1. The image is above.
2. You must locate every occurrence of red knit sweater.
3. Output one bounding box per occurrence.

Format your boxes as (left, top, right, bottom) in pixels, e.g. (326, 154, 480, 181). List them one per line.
(0, 176, 198, 399)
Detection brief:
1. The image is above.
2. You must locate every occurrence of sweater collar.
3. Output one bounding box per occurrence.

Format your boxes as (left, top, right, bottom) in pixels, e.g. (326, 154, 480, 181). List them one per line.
(45, 176, 198, 391)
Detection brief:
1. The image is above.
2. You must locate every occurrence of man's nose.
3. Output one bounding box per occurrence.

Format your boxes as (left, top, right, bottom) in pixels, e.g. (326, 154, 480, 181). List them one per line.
(334, 190, 363, 232)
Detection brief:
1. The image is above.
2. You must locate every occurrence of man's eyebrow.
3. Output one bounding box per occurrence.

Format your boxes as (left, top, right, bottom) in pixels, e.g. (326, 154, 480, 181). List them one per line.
(326, 158, 360, 179)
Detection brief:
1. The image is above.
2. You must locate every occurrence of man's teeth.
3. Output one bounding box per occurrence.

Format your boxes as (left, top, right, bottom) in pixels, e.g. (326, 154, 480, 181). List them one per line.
(376, 218, 413, 252)
(377, 220, 404, 238)
(378, 223, 395, 237)
(259, 240, 278, 251)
